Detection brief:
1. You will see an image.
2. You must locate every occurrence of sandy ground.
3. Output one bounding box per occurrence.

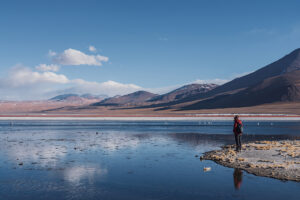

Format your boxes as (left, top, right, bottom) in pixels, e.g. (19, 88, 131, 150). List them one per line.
(202, 140, 300, 181)
(2, 100, 300, 115)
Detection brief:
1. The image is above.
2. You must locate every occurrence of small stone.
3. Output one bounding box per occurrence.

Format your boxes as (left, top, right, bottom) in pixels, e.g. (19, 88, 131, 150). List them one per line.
(203, 167, 211, 172)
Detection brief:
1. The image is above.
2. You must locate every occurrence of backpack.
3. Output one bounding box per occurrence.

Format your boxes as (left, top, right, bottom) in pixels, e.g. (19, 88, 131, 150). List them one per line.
(236, 122, 243, 134)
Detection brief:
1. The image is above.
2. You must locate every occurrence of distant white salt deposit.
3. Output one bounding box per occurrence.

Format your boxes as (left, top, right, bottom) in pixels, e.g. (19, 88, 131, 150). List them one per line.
(0, 115, 300, 121)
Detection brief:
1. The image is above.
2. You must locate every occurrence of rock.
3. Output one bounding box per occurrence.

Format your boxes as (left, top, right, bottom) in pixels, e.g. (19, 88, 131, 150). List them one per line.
(203, 167, 211, 172)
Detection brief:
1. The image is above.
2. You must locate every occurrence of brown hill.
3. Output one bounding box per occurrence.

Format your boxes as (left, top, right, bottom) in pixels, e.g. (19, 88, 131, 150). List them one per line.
(148, 83, 218, 103)
(93, 91, 158, 106)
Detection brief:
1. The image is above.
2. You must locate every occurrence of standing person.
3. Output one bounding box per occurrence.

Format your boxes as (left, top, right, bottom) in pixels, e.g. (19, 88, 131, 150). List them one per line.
(233, 115, 243, 151)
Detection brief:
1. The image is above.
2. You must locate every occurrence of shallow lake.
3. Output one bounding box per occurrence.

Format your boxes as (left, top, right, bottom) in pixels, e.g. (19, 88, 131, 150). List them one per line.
(0, 120, 299, 200)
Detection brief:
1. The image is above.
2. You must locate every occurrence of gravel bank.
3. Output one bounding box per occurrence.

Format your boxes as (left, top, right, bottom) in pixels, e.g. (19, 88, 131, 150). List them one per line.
(202, 140, 300, 181)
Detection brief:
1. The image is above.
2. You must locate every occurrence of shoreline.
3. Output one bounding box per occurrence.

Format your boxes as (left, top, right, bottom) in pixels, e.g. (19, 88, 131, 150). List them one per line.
(0, 114, 300, 121)
(202, 140, 300, 182)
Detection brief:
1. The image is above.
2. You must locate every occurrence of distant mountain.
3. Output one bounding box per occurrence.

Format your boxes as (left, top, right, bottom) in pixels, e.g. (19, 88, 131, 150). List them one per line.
(148, 83, 218, 103)
(182, 48, 300, 109)
(93, 91, 158, 106)
(50, 94, 80, 101)
(49, 93, 107, 102)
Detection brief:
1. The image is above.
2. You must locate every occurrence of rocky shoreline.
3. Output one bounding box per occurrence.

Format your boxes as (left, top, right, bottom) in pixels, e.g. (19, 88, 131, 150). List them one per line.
(202, 140, 300, 181)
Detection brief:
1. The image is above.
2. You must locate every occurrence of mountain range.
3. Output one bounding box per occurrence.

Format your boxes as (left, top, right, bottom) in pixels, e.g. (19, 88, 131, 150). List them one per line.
(2, 48, 300, 114)
(50, 94, 107, 102)
(92, 91, 158, 106)
(46, 48, 300, 112)
(181, 48, 300, 110)
(91, 48, 300, 111)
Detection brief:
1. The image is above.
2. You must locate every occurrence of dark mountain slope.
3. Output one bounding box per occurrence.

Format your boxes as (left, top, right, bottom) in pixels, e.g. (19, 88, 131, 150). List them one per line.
(202, 48, 300, 97)
(166, 48, 300, 108)
(182, 70, 300, 109)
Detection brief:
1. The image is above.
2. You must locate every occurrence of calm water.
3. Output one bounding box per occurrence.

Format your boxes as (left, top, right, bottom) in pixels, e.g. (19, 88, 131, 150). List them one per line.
(0, 120, 299, 200)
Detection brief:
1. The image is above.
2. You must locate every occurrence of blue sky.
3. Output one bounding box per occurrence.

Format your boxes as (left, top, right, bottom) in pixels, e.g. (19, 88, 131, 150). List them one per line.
(1, 0, 300, 100)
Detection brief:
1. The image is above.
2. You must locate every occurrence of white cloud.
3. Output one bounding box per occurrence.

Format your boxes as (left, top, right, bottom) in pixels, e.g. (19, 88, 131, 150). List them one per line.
(59, 79, 142, 97)
(7, 65, 69, 87)
(50, 48, 108, 66)
(35, 64, 60, 72)
(88, 45, 97, 52)
(0, 65, 70, 100)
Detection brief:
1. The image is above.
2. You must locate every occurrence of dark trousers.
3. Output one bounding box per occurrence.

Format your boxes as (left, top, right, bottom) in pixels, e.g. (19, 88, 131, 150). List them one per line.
(235, 134, 242, 150)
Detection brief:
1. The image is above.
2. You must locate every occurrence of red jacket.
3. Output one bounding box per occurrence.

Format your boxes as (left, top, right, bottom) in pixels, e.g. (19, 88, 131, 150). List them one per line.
(233, 119, 243, 135)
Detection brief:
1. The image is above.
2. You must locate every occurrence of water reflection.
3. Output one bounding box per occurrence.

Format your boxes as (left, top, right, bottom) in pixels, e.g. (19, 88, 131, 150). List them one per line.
(0, 121, 300, 200)
(8, 143, 67, 167)
(0, 131, 143, 170)
(96, 132, 140, 152)
(233, 168, 243, 190)
(63, 165, 107, 185)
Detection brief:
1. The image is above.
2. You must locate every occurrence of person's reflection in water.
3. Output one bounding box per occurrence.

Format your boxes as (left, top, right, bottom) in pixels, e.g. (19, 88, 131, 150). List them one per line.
(233, 168, 243, 190)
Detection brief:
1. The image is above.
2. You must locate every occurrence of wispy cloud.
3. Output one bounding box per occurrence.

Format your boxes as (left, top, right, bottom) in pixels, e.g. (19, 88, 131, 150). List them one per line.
(48, 50, 57, 57)
(5, 65, 69, 87)
(246, 28, 276, 36)
(158, 36, 168, 41)
(35, 64, 60, 72)
(50, 48, 108, 66)
(88, 45, 97, 52)
(62, 79, 142, 97)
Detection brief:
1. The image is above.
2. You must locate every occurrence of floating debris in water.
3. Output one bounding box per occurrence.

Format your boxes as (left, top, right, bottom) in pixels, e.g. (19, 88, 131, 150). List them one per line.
(203, 167, 211, 172)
